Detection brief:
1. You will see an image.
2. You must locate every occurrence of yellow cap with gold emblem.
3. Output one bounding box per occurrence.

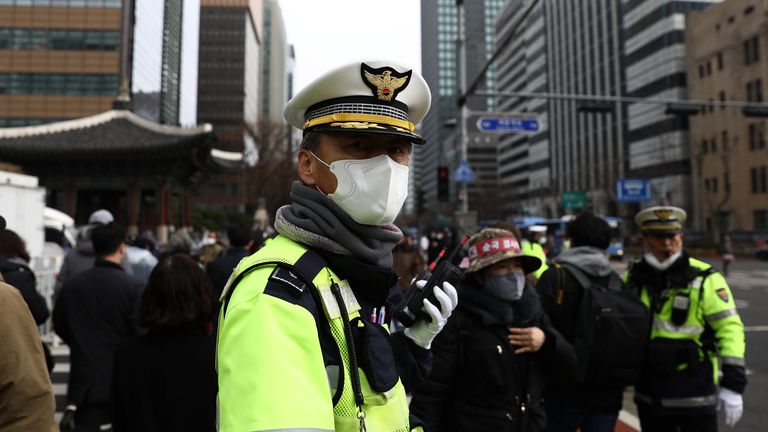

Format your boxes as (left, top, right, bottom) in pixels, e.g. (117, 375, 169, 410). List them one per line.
(283, 60, 431, 144)
(634, 206, 687, 234)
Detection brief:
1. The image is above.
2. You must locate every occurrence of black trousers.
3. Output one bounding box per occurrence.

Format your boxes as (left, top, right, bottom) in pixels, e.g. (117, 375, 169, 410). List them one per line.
(637, 403, 718, 432)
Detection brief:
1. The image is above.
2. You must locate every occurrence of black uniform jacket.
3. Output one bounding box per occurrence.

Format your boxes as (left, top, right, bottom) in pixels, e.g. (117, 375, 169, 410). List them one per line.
(410, 281, 565, 432)
(53, 259, 144, 408)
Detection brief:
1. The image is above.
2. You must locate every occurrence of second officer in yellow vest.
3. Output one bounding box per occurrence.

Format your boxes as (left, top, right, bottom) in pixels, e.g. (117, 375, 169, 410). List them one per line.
(626, 206, 746, 432)
(217, 60, 458, 431)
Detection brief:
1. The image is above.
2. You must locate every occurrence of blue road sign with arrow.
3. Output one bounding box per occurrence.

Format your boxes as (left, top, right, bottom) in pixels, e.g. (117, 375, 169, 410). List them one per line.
(454, 160, 476, 184)
(477, 115, 541, 134)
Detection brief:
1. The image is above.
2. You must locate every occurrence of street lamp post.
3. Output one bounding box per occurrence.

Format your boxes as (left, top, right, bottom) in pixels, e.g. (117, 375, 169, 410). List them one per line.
(457, 0, 468, 213)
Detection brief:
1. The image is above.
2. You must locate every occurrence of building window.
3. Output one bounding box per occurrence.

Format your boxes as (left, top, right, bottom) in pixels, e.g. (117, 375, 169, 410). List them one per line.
(699, 64, 705, 78)
(747, 79, 764, 102)
(702, 138, 708, 154)
(744, 36, 760, 65)
(717, 51, 724, 70)
(756, 166, 768, 193)
(706, 61, 712, 76)
(755, 210, 768, 230)
(722, 130, 729, 150)
(745, 5, 755, 16)
(719, 91, 726, 109)
(762, 166, 768, 193)
(712, 136, 718, 152)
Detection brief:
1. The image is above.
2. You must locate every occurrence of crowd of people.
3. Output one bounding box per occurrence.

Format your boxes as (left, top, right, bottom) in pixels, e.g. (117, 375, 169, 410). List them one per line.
(0, 58, 748, 432)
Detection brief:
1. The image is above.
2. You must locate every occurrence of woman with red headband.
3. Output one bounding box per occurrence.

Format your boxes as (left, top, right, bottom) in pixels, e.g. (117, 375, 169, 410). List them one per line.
(410, 228, 566, 432)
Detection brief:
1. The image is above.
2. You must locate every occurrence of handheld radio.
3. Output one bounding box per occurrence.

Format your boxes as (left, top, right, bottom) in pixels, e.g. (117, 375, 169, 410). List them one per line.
(394, 236, 469, 327)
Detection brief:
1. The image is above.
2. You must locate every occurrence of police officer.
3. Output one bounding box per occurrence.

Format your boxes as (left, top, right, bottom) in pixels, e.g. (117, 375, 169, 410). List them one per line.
(522, 225, 549, 281)
(626, 206, 746, 431)
(217, 60, 458, 431)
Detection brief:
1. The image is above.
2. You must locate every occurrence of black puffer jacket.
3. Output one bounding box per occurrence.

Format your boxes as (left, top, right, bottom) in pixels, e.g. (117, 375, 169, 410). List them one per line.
(0, 257, 49, 324)
(410, 281, 565, 432)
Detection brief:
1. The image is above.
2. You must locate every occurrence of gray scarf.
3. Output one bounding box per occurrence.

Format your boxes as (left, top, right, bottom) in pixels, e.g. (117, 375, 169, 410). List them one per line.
(274, 181, 402, 268)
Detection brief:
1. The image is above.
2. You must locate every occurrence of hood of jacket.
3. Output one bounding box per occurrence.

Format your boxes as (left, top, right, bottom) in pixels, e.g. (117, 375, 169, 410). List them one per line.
(74, 225, 96, 255)
(0, 256, 31, 273)
(556, 246, 613, 277)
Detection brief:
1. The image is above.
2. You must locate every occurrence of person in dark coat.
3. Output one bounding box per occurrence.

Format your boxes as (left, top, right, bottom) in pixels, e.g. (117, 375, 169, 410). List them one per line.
(205, 224, 253, 296)
(112, 254, 218, 432)
(535, 212, 624, 432)
(0, 228, 50, 324)
(54, 209, 115, 294)
(53, 223, 144, 432)
(410, 228, 566, 432)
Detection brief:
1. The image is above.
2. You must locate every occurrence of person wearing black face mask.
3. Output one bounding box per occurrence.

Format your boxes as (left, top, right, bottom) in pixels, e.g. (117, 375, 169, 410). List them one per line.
(410, 228, 568, 432)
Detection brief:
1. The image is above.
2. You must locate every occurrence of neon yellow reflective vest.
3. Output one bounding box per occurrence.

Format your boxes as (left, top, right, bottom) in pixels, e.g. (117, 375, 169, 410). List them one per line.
(522, 240, 549, 279)
(625, 255, 746, 411)
(217, 235, 417, 431)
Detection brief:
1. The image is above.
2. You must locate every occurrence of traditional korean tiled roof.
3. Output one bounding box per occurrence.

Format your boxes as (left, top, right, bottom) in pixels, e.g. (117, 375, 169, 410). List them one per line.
(0, 110, 214, 160)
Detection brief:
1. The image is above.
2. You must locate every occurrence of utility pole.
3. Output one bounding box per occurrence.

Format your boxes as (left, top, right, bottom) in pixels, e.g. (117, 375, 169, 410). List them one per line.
(457, 0, 468, 212)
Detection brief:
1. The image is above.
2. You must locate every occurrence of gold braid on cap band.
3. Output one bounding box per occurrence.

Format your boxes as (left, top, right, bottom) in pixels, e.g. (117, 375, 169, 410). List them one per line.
(303, 113, 415, 132)
(641, 224, 683, 231)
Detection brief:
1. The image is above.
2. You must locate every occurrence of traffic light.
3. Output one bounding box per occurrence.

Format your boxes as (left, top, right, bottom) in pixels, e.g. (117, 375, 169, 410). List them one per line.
(437, 166, 449, 202)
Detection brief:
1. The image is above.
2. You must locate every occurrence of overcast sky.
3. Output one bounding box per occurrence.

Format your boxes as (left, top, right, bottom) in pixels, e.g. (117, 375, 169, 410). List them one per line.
(277, 0, 422, 93)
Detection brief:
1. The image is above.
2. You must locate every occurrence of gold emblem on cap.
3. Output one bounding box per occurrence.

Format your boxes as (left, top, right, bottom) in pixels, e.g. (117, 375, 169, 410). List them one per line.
(653, 209, 674, 221)
(361, 63, 412, 102)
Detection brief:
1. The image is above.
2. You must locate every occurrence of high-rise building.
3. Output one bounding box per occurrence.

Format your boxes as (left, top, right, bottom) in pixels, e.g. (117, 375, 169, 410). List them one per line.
(0, 0, 198, 128)
(416, 0, 505, 218)
(622, 0, 720, 213)
(196, 0, 262, 210)
(0, 0, 123, 127)
(132, 0, 199, 126)
(494, 0, 551, 217)
(261, 0, 289, 124)
(493, 0, 624, 217)
(686, 0, 768, 233)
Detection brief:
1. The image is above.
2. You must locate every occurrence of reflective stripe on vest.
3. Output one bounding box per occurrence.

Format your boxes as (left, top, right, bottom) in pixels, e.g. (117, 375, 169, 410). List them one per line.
(721, 356, 746, 367)
(705, 308, 737, 322)
(661, 395, 718, 408)
(635, 392, 717, 408)
(652, 318, 705, 337)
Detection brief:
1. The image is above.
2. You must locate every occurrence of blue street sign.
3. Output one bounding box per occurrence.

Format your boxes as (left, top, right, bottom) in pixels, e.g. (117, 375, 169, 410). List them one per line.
(476, 116, 541, 134)
(454, 160, 476, 184)
(617, 178, 651, 203)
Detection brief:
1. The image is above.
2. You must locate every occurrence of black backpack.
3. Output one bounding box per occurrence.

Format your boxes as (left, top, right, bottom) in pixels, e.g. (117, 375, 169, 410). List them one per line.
(556, 262, 649, 387)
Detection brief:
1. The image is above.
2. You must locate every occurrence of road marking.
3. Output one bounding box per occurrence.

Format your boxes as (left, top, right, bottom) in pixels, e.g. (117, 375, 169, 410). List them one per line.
(735, 299, 750, 309)
(744, 325, 768, 332)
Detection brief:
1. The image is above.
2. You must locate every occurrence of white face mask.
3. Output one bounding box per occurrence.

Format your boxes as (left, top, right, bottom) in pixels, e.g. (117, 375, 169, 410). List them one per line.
(310, 151, 409, 225)
(644, 251, 682, 271)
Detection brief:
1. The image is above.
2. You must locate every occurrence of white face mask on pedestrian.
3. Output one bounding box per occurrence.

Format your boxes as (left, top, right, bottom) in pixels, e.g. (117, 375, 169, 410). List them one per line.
(310, 151, 409, 226)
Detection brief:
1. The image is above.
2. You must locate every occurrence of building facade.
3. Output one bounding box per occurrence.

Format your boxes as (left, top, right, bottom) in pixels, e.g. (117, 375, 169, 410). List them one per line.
(493, 0, 624, 218)
(0, 0, 123, 127)
(0, 0, 198, 128)
(621, 0, 721, 213)
(416, 0, 505, 219)
(196, 0, 262, 210)
(687, 0, 768, 233)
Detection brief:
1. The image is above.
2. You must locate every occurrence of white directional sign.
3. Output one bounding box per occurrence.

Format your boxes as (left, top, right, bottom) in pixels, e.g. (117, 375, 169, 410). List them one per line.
(476, 114, 541, 134)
